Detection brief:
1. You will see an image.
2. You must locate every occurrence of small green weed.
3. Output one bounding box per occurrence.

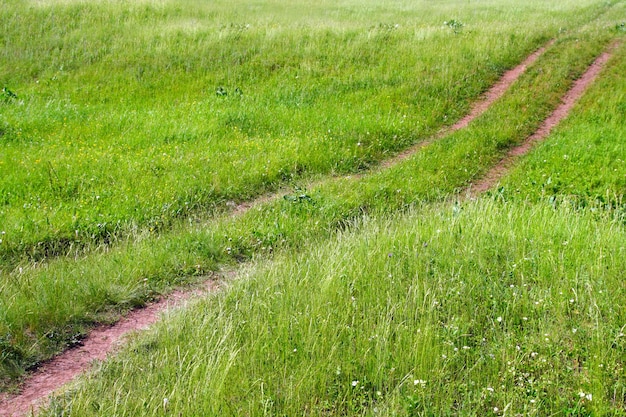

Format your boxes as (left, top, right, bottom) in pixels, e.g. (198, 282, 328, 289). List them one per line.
(283, 187, 314, 204)
(444, 19, 464, 34)
(1, 87, 17, 103)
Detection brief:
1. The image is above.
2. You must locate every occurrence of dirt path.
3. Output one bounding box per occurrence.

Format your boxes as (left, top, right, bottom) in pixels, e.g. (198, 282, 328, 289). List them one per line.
(0, 280, 219, 417)
(466, 42, 617, 198)
(377, 40, 553, 171)
(2, 39, 612, 417)
(229, 41, 553, 217)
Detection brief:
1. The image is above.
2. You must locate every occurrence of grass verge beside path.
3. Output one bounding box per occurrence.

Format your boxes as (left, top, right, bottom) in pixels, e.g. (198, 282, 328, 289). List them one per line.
(0, 26, 620, 388)
(41, 201, 626, 416)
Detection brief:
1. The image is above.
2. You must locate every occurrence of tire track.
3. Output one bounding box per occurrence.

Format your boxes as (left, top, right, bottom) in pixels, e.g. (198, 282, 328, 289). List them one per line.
(466, 41, 618, 199)
(233, 41, 552, 214)
(377, 40, 554, 171)
(0, 280, 220, 417)
(0, 40, 555, 417)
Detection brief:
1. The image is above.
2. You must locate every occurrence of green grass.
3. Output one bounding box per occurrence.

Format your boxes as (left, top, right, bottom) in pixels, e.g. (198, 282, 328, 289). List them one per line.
(0, 0, 613, 266)
(36, 38, 626, 407)
(1, 19, 622, 388)
(1, 0, 625, 413)
(496, 37, 626, 216)
(41, 201, 626, 416)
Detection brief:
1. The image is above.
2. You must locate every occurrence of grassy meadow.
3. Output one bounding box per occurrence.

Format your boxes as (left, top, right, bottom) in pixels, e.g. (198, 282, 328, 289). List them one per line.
(0, 0, 613, 266)
(0, 0, 625, 415)
(38, 32, 626, 415)
(43, 202, 626, 416)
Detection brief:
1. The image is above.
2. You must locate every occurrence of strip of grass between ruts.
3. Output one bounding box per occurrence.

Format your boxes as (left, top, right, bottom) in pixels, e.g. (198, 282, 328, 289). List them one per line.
(1, 19, 622, 389)
(0, 0, 617, 268)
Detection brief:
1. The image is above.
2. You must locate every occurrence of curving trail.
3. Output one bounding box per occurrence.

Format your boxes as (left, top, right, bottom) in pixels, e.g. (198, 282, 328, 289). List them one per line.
(1, 39, 617, 417)
(233, 41, 553, 214)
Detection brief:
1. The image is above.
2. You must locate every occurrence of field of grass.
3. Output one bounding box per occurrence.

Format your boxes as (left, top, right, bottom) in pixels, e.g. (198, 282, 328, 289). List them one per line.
(1, 0, 625, 415)
(34, 27, 626, 415)
(0, 0, 612, 266)
(1, 29, 616, 385)
(42, 201, 626, 416)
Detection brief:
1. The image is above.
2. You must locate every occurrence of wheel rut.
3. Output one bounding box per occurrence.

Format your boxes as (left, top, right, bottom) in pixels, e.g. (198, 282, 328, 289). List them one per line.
(377, 40, 553, 171)
(466, 41, 618, 198)
(233, 40, 552, 214)
(1, 39, 617, 417)
(0, 280, 220, 417)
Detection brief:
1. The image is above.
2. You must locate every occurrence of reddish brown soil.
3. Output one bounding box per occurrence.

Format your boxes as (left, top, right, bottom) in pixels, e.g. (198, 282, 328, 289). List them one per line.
(467, 43, 617, 198)
(2, 39, 614, 417)
(0, 280, 218, 417)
